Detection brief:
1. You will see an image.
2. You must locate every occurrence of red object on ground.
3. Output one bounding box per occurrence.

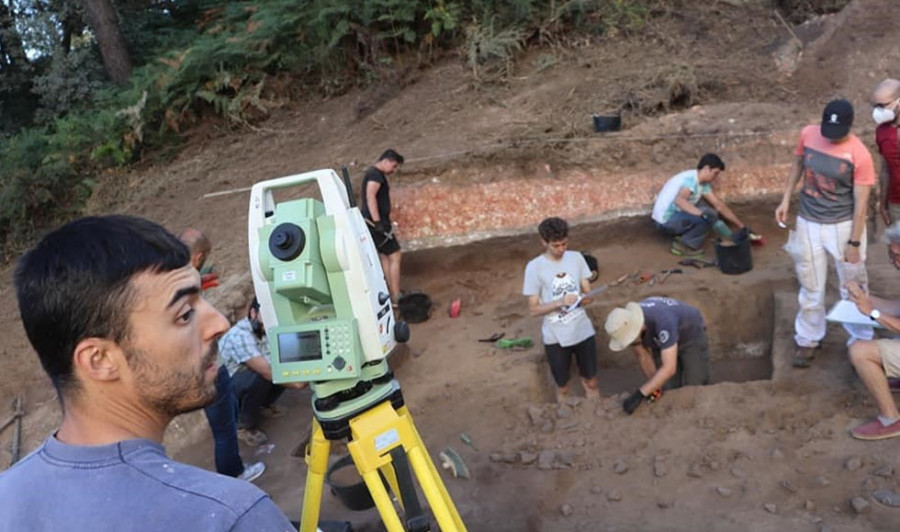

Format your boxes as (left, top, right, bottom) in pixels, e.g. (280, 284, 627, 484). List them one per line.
(449, 299, 461, 318)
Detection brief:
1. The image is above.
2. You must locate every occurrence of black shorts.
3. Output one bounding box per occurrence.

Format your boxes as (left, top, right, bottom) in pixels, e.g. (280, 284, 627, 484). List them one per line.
(545, 336, 597, 387)
(368, 225, 401, 256)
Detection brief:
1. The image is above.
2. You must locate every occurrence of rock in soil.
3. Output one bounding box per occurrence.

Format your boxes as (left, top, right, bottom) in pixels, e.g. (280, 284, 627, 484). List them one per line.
(764, 503, 777, 514)
(519, 452, 537, 465)
(606, 490, 622, 502)
(716, 486, 733, 498)
(527, 406, 543, 426)
(850, 496, 871, 514)
(687, 464, 703, 478)
(612, 459, 628, 475)
(538, 451, 556, 470)
(560, 504, 573, 517)
(556, 405, 573, 419)
(805, 500, 816, 511)
(771, 448, 784, 459)
(844, 456, 863, 471)
(779, 480, 798, 493)
(872, 489, 900, 508)
(653, 456, 668, 478)
(873, 464, 893, 478)
(813, 476, 830, 486)
(730, 467, 746, 479)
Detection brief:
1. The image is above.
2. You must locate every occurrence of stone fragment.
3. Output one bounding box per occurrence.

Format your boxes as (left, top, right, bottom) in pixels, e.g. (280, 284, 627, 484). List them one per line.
(590, 485, 602, 495)
(653, 456, 668, 478)
(657, 500, 673, 509)
(556, 405, 573, 419)
(845, 456, 863, 471)
(873, 464, 893, 478)
(540, 421, 554, 434)
(716, 486, 733, 498)
(771, 448, 784, 459)
(594, 408, 606, 418)
(538, 451, 556, 470)
(850, 496, 871, 514)
(527, 406, 543, 426)
(519, 452, 537, 465)
(813, 476, 830, 487)
(764, 503, 777, 514)
(730, 466, 746, 479)
(557, 419, 579, 431)
(819, 527, 832, 532)
(805, 500, 816, 511)
(872, 489, 900, 508)
(606, 491, 622, 502)
(612, 459, 628, 475)
(564, 396, 583, 408)
(862, 477, 877, 490)
(560, 504, 573, 517)
(779, 480, 798, 494)
(687, 464, 703, 478)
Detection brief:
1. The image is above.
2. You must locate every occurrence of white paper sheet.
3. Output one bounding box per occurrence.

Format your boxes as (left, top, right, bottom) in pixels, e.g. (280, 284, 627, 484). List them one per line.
(826, 299, 883, 328)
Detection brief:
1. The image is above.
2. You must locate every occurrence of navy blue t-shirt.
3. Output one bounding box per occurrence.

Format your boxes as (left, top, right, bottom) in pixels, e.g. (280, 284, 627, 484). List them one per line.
(639, 297, 705, 352)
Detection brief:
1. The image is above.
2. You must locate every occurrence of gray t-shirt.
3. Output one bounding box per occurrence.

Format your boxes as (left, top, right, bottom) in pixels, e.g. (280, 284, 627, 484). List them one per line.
(523, 251, 596, 347)
(0, 436, 294, 532)
(638, 297, 705, 352)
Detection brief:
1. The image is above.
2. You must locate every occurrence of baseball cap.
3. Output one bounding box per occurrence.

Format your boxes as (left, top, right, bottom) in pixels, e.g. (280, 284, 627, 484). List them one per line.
(820, 99, 853, 140)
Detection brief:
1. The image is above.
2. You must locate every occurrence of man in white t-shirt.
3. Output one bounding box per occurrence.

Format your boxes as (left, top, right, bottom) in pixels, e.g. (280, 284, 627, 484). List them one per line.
(651, 153, 751, 256)
(523, 217, 600, 402)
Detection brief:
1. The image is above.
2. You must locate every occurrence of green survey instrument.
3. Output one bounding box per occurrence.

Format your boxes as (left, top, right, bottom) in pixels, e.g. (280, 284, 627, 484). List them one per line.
(249, 169, 467, 531)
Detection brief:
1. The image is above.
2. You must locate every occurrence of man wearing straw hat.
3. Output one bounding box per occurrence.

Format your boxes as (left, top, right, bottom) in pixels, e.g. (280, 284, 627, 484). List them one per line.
(604, 297, 710, 415)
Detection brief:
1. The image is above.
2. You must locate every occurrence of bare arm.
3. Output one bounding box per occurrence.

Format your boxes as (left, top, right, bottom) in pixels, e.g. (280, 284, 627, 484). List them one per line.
(633, 344, 657, 380)
(366, 180, 382, 222)
(775, 155, 804, 224)
(527, 294, 579, 317)
(703, 190, 745, 228)
(673, 187, 704, 217)
(244, 355, 273, 381)
(639, 345, 678, 395)
(847, 282, 900, 333)
(844, 184, 872, 263)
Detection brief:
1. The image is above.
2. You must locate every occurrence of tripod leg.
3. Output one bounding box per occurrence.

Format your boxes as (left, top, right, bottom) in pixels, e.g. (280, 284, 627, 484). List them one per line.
(358, 460, 406, 532)
(299, 419, 330, 532)
(400, 407, 467, 531)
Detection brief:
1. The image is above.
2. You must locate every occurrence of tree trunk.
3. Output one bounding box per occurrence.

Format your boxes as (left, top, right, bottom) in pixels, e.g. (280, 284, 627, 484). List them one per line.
(81, 0, 132, 84)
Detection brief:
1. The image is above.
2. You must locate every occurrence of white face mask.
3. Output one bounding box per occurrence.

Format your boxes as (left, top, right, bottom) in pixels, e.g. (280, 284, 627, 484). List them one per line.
(873, 105, 897, 125)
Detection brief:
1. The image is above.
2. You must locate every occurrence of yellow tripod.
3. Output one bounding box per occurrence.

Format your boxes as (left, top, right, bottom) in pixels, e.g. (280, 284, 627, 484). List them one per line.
(299, 400, 467, 532)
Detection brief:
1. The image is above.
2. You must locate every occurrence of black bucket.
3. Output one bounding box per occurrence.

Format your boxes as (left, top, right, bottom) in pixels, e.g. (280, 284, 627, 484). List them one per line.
(592, 113, 621, 132)
(397, 291, 432, 323)
(326, 455, 375, 511)
(715, 238, 753, 275)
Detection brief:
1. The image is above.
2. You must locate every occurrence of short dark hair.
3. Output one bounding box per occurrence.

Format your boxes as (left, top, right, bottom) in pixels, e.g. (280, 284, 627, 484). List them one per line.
(15, 215, 190, 397)
(538, 217, 569, 242)
(378, 149, 404, 164)
(697, 153, 725, 172)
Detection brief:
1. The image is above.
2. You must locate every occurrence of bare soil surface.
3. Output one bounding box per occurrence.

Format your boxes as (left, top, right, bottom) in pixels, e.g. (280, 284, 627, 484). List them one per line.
(2, 1, 900, 530)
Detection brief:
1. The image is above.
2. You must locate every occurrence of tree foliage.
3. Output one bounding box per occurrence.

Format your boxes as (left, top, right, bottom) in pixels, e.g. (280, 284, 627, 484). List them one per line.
(0, 0, 651, 252)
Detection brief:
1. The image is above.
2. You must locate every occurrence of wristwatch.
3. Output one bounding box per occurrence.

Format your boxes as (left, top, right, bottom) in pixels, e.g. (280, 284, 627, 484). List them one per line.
(848, 240, 861, 247)
(870, 309, 881, 321)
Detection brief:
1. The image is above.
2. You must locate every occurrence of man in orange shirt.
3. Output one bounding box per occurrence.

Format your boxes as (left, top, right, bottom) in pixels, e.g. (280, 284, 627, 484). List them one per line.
(775, 99, 876, 368)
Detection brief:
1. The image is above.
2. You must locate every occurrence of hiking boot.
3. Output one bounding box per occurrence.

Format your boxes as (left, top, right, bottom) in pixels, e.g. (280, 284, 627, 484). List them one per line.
(791, 346, 816, 368)
(238, 461, 266, 483)
(260, 405, 286, 419)
(670, 239, 704, 257)
(889, 377, 900, 394)
(237, 428, 268, 446)
(850, 418, 900, 441)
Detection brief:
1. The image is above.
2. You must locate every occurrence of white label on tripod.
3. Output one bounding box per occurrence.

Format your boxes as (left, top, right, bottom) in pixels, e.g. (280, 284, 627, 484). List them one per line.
(282, 271, 296, 281)
(374, 428, 400, 452)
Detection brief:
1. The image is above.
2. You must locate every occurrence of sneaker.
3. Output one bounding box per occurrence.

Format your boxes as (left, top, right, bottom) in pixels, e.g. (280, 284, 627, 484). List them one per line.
(237, 428, 268, 446)
(850, 418, 900, 441)
(260, 405, 286, 419)
(889, 377, 900, 394)
(791, 346, 816, 368)
(238, 461, 266, 483)
(670, 239, 704, 257)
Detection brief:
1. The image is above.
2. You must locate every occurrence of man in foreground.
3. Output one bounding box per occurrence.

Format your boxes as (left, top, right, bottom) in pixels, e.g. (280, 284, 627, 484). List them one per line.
(523, 217, 600, 402)
(0, 215, 294, 531)
(846, 222, 900, 440)
(605, 297, 711, 415)
(775, 99, 876, 368)
(651, 153, 753, 256)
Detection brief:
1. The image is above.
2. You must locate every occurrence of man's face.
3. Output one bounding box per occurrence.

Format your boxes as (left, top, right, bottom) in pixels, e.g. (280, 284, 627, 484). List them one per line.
(889, 242, 900, 270)
(381, 160, 400, 175)
(543, 238, 568, 259)
(120, 265, 229, 417)
(699, 166, 722, 183)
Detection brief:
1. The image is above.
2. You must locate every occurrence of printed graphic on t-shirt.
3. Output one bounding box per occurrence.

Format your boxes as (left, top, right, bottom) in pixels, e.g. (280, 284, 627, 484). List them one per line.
(801, 147, 854, 202)
(547, 271, 581, 325)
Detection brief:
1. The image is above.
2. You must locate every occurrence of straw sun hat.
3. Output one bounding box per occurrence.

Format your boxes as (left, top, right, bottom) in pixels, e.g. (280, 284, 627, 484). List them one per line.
(604, 302, 645, 352)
